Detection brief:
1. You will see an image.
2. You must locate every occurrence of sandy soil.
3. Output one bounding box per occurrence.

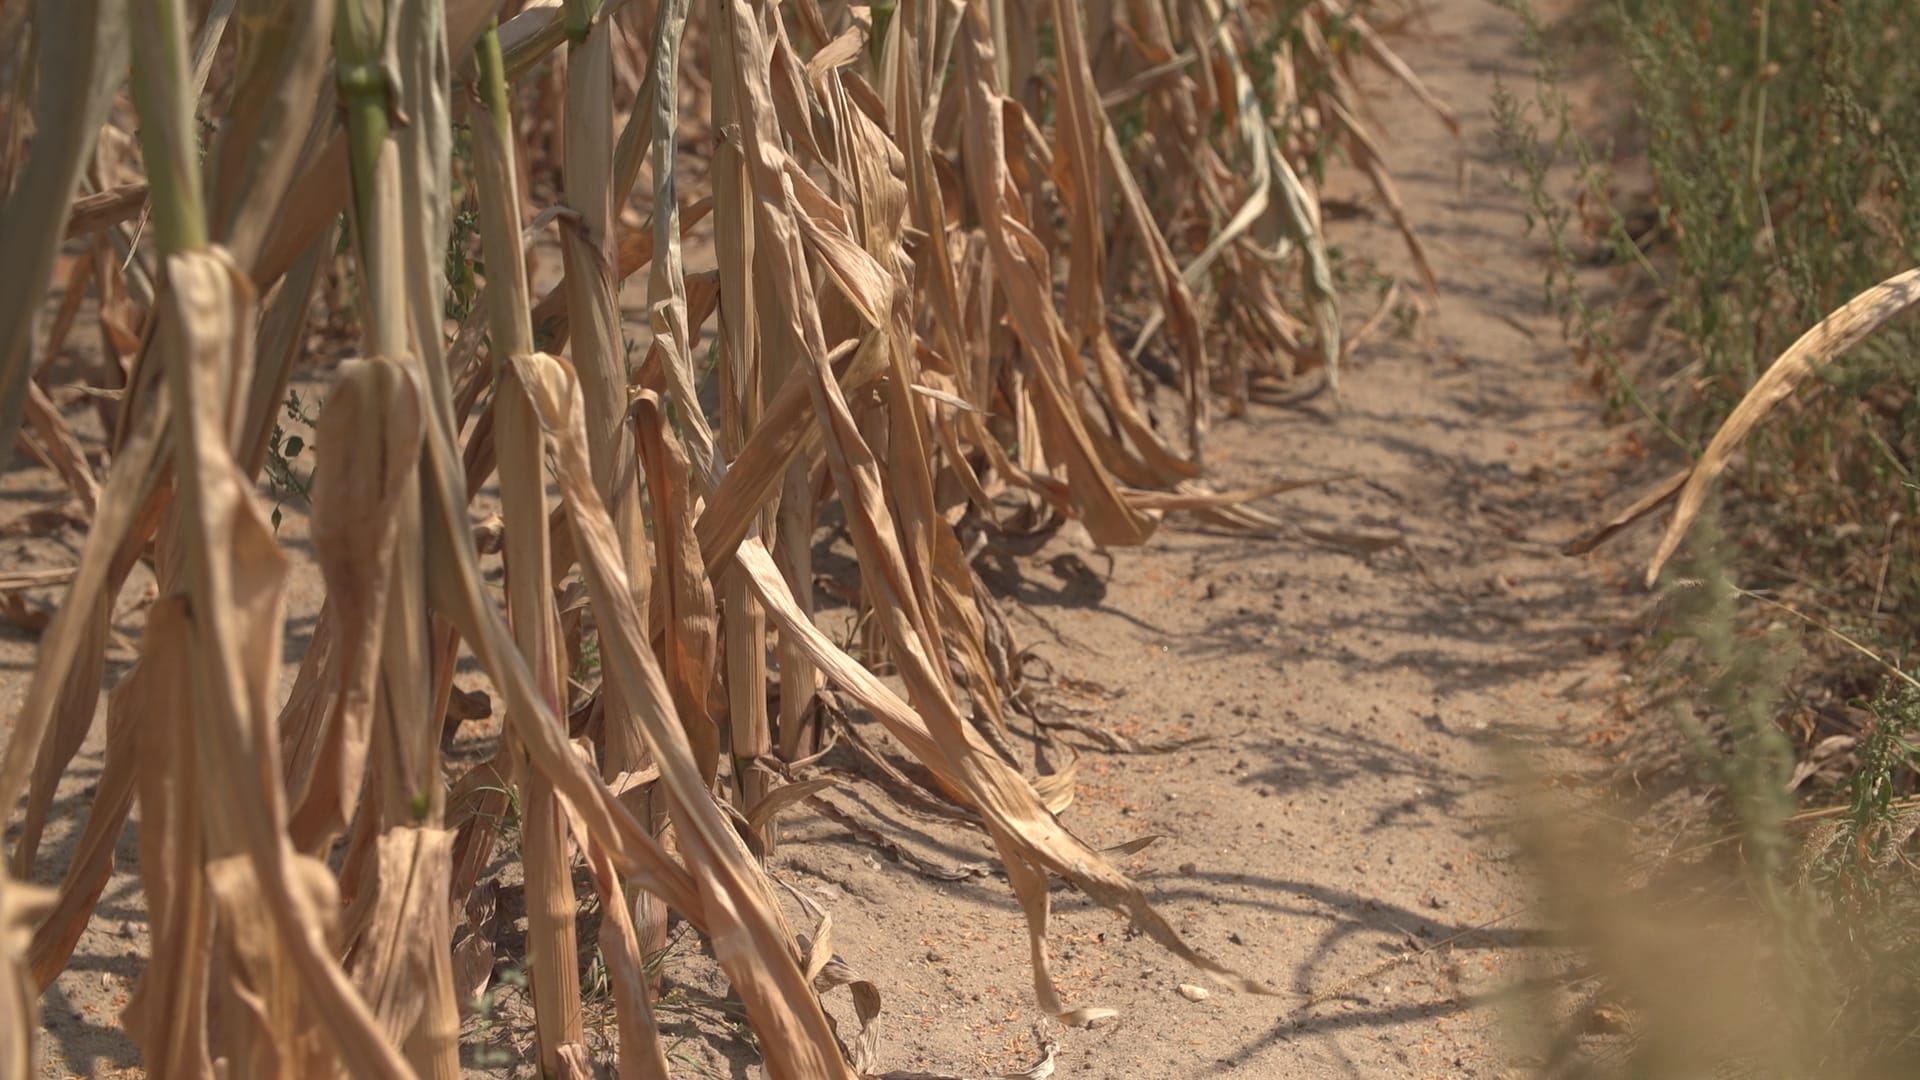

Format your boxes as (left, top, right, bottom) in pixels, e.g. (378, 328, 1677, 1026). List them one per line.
(2, 0, 1654, 1076)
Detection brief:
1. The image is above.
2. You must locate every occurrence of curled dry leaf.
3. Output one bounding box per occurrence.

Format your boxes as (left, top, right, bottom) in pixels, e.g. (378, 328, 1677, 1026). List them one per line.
(1644, 267, 1920, 585)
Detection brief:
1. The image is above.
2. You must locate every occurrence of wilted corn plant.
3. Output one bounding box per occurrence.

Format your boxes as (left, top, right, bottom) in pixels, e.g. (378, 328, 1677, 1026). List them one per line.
(0, 0, 1445, 1073)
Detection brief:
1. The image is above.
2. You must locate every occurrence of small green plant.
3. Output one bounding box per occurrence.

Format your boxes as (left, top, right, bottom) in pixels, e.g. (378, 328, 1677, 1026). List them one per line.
(445, 198, 482, 323)
(1804, 689, 1920, 907)
(263, 389, 319, 531)
(462, 962, 530, 1069)
(1489, 0, 1678, 445)
(571, 630, 602, 691)
(1662, 524, 1800, 906)
(1388, 292, 1418, 340)
(445, 123, 483, 323)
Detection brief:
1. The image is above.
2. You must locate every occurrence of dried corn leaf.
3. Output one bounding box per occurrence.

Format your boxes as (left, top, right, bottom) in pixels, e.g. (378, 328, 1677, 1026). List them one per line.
(26, 650, 145, 984)
(1032, 757, 1079, 816)
(1562, 467, 1688, 557)
(575, 817, 675, 1077)
(643, 0, 719, 478)
(347, 827, 457, 1065)
(734, 540, 1272, 1017)
(208, 0, 335, 273)
(1326, 88, 1435, 295)
(785, 881, 884, 1073)
(118, 597, 214, 1079)
(0, 0, 129, 474)
(157, 248, 412, 1079)
(1645, 267, 1920, 586)
(511, 348, 858, 1079)
(22, 383, 99, 513)
(746, 777, 841, 834)
(954, 4, 1154, 545)
(286, 358, 423, 849)
(450, 881, 499, 1015)
(1099, 121, 1209, 456)
(63, 184, 148, 238)
(1316, 0, 1458, 134)
(0, 875, 54, 1080)
(558, 8, 654, 789)
(1, 389, 171, 877)
(12, 581, 109, 876)
(206, 853, 345, 1078)
(635, 390, 721, 779)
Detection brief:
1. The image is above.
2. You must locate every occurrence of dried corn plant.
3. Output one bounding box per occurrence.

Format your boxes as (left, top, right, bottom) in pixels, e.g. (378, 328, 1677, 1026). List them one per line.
(0, 0, 1446, 1073)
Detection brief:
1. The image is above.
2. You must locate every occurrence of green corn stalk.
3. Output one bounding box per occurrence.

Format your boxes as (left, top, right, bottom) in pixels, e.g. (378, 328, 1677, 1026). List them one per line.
(470, 16, 586, 1074)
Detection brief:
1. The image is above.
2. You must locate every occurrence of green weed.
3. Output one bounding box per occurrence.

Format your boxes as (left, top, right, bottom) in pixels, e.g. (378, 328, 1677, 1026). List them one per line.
(1604, 0, 1920, 618)
(1496, 0, 1920, 784)
(263, 389, 319, 531)
(1520, 528, 1920, 1077)
(1495, 2, 1920, 1071)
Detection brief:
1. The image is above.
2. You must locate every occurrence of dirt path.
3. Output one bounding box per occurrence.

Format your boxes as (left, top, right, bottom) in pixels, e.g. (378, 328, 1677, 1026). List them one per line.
(769, 2, 1640, 1076)
(3, 1, 1649, 1077)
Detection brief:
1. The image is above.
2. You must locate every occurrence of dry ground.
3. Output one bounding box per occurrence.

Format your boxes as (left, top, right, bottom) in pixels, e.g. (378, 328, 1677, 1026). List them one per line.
(2, 0, 1655, 1075)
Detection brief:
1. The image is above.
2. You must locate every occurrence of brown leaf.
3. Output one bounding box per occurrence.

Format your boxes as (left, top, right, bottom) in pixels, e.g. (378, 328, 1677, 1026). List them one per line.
(1646, 267, 1920, 585)
(0, 0, 128, 476)
(512, 346, 858, 1078)
(1, 875, 56, 1080)
(285, 358, 424, 850)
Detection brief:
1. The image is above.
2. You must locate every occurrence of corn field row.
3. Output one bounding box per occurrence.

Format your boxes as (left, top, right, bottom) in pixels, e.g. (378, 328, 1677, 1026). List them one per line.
(0, 0, 1447, 1075)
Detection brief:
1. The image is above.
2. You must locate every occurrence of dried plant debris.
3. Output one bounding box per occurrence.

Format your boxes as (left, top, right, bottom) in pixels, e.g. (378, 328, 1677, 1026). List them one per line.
(0, 0, 1444, 1072)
